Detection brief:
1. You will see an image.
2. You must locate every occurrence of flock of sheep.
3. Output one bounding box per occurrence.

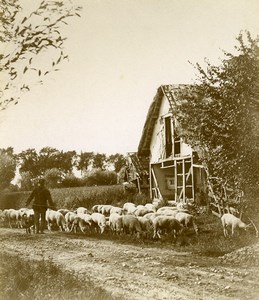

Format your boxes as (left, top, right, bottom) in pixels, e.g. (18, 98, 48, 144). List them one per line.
(0, 201, 252, 239)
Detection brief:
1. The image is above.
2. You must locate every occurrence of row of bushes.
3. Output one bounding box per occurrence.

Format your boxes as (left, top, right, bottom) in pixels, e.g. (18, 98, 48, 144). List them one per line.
(0, 184, 150, 210)
(6, 169, 119, 192)
(56, 169, 118, 188)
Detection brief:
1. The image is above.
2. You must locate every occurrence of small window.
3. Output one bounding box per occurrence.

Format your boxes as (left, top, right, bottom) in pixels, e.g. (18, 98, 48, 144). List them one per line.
(166, 177, 175, 190)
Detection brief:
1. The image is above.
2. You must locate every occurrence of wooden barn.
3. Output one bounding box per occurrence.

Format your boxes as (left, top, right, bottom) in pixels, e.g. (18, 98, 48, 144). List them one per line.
(137, 84, 207, 204)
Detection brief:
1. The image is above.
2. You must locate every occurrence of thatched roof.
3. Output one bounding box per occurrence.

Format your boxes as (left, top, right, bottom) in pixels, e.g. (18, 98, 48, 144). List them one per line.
(137, 84, 194, 157)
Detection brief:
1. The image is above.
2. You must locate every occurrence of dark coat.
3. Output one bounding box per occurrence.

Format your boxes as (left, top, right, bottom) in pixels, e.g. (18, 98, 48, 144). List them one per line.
(26, 187, 55, 212)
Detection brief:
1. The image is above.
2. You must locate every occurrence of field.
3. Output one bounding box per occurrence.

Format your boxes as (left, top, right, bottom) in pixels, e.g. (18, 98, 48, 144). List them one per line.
(0, 185, 149, 210)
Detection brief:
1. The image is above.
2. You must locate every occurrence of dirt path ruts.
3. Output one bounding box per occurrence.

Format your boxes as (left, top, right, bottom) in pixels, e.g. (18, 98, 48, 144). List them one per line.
(0, 228, 258, 300)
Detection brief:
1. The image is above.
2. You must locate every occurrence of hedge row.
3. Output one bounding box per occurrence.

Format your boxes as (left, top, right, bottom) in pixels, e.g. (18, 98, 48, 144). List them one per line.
(0, 185, 150, 210)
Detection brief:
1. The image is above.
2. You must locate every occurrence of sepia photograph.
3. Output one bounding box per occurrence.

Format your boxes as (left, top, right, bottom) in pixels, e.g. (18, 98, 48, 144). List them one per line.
(0, 0, 258, 299)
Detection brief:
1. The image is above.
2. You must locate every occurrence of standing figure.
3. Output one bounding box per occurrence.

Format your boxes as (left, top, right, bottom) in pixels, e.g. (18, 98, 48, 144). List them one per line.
(26, 178, 55, 234)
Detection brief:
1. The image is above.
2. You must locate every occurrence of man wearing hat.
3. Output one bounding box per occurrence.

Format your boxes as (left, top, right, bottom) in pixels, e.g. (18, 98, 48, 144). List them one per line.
(26, 177, 55, 234)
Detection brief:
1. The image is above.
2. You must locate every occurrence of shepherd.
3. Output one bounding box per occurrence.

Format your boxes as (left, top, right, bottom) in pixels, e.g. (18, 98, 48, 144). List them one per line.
(26, 177, 55, 234)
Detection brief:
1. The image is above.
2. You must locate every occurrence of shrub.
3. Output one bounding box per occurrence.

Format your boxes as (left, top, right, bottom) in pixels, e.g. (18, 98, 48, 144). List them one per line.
(84, 169, 117, 186)
(0, 191, 29, 209)
(44, 168, 63, 188)
(61, 174, 85, 188)
(133, 192, 150, 205)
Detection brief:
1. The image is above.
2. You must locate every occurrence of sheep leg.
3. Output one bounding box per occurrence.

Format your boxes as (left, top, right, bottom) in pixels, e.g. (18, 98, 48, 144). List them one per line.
(153, 229, 161, 239)
(223, 226, 228, 237)
(99, 225, 105, 234)
(79, 221, 86, 233)
(69, 222, 75, 233)
(47, 222, 52, 231)
(17, 218, 22, 228)
(73, 223, 79, 233)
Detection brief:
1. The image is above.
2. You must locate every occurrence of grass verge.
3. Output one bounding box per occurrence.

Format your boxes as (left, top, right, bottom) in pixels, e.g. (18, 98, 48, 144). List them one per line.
(0, 252, 121, 300)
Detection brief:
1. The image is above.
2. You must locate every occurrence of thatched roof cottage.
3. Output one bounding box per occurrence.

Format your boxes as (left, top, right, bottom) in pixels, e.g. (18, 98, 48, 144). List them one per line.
(137, 84, 207, 204)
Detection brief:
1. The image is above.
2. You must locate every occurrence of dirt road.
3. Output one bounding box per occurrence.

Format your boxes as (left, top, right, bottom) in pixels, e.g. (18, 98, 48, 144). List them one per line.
(0, 228, 258, 300)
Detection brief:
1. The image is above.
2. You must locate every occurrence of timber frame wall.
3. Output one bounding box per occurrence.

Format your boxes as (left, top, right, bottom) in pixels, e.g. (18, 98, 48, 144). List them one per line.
(150, 155, 197, 203)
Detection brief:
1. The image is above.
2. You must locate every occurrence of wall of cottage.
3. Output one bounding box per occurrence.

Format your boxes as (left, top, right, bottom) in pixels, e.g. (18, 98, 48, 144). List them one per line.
(150, 94, 193, 163)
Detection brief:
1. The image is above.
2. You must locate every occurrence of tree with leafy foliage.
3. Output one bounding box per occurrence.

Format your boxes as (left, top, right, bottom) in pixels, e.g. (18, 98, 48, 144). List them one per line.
(38, 147, 76, 174)
(176, 31, 259, 201)
(92, 153, 107, 170)
(75, 151, 94, 174)
(0, 0, 81, 110)
(18, 147, 77, 179)
(0, 147, 17, 190)
(107, 153, 126, 172)
(38, 147, 60, 173)
(18, 148, 39, 177)
(58, 150, 77, 174)
(18, 171, 33, 191)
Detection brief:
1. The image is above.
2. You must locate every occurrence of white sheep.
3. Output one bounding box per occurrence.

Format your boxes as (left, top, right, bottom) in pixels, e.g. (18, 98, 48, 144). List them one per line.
(101, 205, 114, 216)
(174, 212, 198, 234)
(123, 202, 137, 214)
(109, 213, 123, 234)
(76, 207, 89, 215)
(46, 209, 67, 232)
(109, 206, 124, 215)
(91, 213, 107, 234)
(6, 209, 20, 228)
(77, 213, 92, 233)
(221, 213, 251, 237)
(134, 207, 150, 217)
(144, 203, 157, 212)
(156, 206, 178, 214)
(152, 216, 183, 239)
(143, 212, 160, 222)
(65, 211, 81, 233)
(137, 216, 153, 237)
(158, 209, 178, 217)
(121, 215, 142, 237)
(136, 205, 145, 209)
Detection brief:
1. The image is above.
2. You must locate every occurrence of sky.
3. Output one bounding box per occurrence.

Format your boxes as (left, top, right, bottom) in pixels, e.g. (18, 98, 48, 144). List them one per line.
(0, 0, 259, 156)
